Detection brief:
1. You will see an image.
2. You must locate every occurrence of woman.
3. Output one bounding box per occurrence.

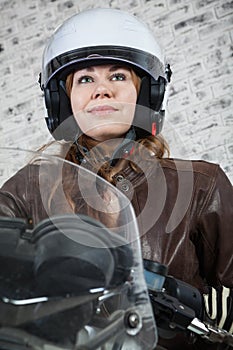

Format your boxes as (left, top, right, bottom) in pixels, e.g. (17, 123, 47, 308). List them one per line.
(0, 8, 232, 350)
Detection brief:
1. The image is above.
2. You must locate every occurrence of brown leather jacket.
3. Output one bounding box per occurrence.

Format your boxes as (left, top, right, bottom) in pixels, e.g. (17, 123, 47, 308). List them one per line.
(0, 157, 232, 349)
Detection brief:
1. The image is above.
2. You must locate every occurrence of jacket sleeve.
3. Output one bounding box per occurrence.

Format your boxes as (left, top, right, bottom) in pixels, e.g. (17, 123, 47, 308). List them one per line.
(0, 166, 34, 220)
(196, 165, 233, 332)
(0, 164, 43, 224)
(0, 162, 73, 225)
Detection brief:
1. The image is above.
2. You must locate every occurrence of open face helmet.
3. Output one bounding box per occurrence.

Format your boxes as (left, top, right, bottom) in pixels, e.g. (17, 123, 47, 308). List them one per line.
(40, 8, 172, 141)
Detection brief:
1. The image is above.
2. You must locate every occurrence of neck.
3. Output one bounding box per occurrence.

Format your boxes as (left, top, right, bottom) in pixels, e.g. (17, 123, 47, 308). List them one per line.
(76, 128, 136, 165)
(93, 138, 125, 158)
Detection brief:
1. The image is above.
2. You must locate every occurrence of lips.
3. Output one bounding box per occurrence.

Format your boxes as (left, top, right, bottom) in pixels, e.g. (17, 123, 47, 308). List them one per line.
(87, 105, 118, 115)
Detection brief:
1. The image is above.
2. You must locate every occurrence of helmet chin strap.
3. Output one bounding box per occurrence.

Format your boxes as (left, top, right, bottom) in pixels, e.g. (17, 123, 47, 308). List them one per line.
(74, 127, 136, 167)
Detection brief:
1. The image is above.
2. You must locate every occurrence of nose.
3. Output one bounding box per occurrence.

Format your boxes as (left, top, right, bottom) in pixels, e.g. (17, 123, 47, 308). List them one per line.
(92, 83, 113, 99)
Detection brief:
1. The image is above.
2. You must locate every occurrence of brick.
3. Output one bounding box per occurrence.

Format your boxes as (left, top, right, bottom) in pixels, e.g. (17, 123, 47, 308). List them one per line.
(177, 61, 204, 78)
(201, 126, 233, 149)
(206, 96, 232, 116)
(1, 68, 35, 97)
(167, 94, 191, 113)
(167, 0, 192, 7)
(0, 22, 19, 40)
(186, 143, 205, 158)
(193, 86, 213, 102)
(168, 80, 213, 109)
(215, 1, 233, 18)
(203, 43, 233, 69)
(2, 99, 35, 119)
(227, 143, 233, 158)
(190, 62, 233, 92)
(149, 4, 193, 27)
(0, 0, 18, 11)
(172, 28, 199, 48)
(174, 11, 215, 32)
(190, 76, 205, 92)
(16, 12, 52, 37)
(0, 9, 18, 27)
(19, 13, 38, 29)
(14, 0, 39, 14)
(165, 137, 193, 160)
(155, 27, 175, 48)
(168, 79, 190, 100)
(186, 96, 232, 122)
(137, 0, 167, 16)
(199, 145, 228, 162)
(165, 49, 186, 69)
(221, 155, 233, 172)
(176, 116, 222, 142)
(195, 0, 221, 10)
(120, 0, 141, 9)
(3, 39, 23, 57)
(222, 110, 233, 126)
(2, 118, 50, 150)
(211, 76, 233, 98)
(183, 33, 230, 60)
(198, 15, 233, 39)
(44, 14, 68, 32)
(201, 148, 233, 182)
(165, 110, 188, 126)
(57, 1, 75, 11)
(165, 127, 205, 158)
(230, 28, 233, 42)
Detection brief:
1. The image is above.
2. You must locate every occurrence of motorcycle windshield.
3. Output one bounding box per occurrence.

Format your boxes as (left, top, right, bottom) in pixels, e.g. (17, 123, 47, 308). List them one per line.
(0, 147, 157, 350)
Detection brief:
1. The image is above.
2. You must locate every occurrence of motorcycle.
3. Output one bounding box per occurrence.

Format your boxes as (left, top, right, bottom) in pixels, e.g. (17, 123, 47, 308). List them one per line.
(0, 148, 232, 349)
(0, 148, 157, 350)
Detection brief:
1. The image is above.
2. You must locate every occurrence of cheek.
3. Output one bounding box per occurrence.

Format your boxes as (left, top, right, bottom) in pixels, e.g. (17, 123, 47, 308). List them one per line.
(123, 104, 136, 126)
(70, 91, 83, 114)
(70, 93, 88, 132)
(124, 85, 138, 104)
(70, 84, 93, 114)
(122, 86, 137, 118)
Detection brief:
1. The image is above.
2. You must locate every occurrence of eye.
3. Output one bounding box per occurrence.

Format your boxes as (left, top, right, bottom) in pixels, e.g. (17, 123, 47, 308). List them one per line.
(78, 75, 94, 84)
(111, 73, 126, 81)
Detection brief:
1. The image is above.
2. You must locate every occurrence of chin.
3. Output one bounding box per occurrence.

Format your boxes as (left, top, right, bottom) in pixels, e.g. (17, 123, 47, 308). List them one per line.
(87, 127, 130, 142)
(89, 134, 123, 142)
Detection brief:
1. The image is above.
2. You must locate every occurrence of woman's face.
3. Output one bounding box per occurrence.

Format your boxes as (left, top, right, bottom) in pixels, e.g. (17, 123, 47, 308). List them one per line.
(70, 64, 138, 141)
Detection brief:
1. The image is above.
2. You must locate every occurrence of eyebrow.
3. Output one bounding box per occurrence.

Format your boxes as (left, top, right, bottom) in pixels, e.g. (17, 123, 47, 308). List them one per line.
(80, 65, 131, 72)
(109, 65, 131, 72)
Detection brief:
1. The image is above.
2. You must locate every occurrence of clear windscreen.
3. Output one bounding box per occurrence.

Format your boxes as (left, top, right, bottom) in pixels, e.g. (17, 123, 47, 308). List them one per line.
(0, 147, 157, 350)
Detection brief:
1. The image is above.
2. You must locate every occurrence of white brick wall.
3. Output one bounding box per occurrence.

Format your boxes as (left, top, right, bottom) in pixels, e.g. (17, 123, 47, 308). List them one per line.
(0, 0, 232, 182)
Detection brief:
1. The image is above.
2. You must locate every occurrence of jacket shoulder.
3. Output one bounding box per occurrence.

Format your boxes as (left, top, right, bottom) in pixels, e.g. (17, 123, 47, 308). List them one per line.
(159, 158, 220, 178)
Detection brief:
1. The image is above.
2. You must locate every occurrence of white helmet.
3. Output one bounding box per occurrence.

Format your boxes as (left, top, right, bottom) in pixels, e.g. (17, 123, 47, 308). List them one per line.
(39, 8, 172, 140)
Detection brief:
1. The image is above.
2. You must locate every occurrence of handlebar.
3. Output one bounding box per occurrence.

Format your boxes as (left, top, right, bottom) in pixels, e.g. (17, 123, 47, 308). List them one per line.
(144, 259, 233, 347)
